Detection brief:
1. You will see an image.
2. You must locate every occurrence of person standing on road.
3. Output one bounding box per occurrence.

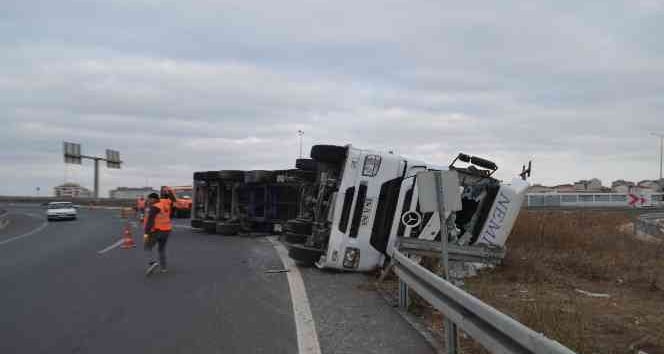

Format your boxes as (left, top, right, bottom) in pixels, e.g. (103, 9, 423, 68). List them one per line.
(143, 190, 176, 275)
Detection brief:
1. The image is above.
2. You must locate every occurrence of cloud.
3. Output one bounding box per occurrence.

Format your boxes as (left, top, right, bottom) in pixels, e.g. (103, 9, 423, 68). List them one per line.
(1, 0, 663, 196)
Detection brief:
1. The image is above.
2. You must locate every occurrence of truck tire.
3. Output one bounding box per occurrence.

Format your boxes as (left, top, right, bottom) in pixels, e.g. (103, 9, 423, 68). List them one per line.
(310, 145, 346, 164)
(203, 220, 216, 233)
(191, 219, 203, 229)
(295, 158, 318, 172)
(283, 232, 307, 244)
(285, 220, 312, 235)
(281, 169, 317, 181)
(205, 171, 221, 179)
(218, 170, 246, 181)
(245, 170, 275, 183)
(216, 222, 241, 236)
(288, 244, 323, 266)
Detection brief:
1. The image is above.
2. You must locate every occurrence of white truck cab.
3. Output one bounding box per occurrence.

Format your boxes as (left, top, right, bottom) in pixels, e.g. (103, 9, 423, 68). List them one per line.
(284, 145, 529, 272)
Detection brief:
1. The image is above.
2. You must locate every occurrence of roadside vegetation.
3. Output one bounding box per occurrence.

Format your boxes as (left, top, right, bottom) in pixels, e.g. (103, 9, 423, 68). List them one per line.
(460, 210, 664, 353)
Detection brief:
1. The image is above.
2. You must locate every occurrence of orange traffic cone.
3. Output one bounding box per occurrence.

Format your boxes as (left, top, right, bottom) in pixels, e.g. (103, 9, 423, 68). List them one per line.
(121, 224, 136, 249)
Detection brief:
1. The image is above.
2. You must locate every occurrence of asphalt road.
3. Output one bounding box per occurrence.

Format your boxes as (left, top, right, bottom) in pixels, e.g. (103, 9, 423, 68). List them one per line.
(0, 204, 433, 354)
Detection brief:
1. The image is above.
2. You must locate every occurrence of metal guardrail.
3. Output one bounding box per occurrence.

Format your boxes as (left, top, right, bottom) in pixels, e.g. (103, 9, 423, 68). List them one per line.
(399, 238, 505, 264)
(392, 250, 576, 354)
(0, 209, 9, 230)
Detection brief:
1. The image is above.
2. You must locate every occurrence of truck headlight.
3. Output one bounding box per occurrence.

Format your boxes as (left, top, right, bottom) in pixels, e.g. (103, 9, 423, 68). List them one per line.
(342, 247, 360, 269)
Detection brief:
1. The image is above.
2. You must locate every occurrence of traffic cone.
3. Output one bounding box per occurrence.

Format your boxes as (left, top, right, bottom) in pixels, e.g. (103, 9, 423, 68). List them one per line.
(121, 224, 136, 249)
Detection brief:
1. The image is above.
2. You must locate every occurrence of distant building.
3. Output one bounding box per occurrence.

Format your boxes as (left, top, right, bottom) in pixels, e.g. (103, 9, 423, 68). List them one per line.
(109, 187, 158, 199)
(656, 178, 664, 190)
(611, 180, 635, 193)
(528, 184, 555, 193)
(54, 183, 93, 198)
(636, 180, 662, 193)
(554, 184, 576, 193)
(574, 178, 603, 192)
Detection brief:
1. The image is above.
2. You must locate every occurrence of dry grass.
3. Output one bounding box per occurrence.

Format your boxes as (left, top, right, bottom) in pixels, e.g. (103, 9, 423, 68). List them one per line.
(463, 210, 664, 354)
(506, 210, 664, 290)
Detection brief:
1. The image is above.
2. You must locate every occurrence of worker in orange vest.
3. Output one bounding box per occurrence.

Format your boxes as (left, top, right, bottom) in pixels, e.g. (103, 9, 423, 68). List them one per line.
(143, 190, 176, 275)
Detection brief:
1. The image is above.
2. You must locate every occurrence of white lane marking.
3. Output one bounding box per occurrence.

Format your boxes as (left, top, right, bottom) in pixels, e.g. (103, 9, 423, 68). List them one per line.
(97, 239, 125, 254)
(268, 238, 321, 354)
(173, 224, 192, 229)
(0, 221, 48, 246)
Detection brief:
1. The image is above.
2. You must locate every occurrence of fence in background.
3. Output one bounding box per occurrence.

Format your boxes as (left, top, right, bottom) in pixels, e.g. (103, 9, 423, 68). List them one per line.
(526, 193, 664, 209)
(0, 196, 134, 208)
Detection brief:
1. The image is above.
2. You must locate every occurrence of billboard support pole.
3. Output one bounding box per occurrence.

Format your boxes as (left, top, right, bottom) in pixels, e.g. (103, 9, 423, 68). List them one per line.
(94, 158, 100, 199)
(63, 142, 122, 199)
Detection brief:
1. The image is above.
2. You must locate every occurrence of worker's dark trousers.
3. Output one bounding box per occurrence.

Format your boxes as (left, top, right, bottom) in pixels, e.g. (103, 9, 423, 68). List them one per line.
(145, 230, 170, 268)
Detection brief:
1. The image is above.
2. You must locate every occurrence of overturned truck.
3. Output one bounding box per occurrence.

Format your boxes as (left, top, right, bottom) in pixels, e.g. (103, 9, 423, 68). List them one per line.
(282, 144, 529, 272)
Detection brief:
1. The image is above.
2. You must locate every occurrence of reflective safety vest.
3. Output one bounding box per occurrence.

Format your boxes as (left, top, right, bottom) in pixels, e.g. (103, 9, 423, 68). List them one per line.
(145, 199, 173, 232)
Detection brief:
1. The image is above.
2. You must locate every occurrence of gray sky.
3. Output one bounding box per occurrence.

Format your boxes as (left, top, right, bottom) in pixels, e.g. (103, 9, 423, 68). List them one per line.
(1, 0, 663, 196)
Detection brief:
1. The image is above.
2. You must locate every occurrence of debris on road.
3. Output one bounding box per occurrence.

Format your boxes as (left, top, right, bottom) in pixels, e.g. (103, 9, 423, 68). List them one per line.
(574, 289, 611, 298)
(265, 269, 290, 274)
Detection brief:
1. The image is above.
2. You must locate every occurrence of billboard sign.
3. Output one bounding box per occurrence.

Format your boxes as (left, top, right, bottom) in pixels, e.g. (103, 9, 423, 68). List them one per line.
(106, 149, 121, 169)
(63, 142, 82, 164)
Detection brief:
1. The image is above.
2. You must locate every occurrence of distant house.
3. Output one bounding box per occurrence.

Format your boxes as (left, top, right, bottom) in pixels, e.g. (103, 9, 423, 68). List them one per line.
(636, 180, 662, 193)
(656, 178, 664, 190)
(53, 183, 93, 198)
(611, 180, 635, 193)
(554, 184, 576, 193)
(528, 184, 555, 193)
(109, 187, 158, 199)
(574, 178, 603, 192)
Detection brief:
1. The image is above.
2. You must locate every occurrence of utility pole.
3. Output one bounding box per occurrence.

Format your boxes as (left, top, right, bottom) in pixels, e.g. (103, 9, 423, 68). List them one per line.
(63, 142, 122, 199)
(297, 130, 304, 158)
(652, 133, 664, 180)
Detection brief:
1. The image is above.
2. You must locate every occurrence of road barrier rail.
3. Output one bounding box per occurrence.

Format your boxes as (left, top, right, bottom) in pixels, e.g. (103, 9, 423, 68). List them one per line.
(0, 196, 134, 208)
(0, 209, 9, 229)
(391, 249, 576, 354)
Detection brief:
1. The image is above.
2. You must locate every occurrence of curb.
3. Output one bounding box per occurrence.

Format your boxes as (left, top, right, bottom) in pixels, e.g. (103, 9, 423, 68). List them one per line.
(375, 281, 445, 354)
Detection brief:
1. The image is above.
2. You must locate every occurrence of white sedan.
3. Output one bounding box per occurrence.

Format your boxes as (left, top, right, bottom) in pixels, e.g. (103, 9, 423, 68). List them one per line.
(46, 202, 78, 221)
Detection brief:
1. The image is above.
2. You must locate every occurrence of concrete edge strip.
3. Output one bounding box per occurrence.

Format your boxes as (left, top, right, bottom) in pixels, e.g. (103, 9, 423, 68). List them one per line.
(375, 284, 445, 354)
(97, 239, 125, 254)
(0, 221, 48, 246)
(268, 238, 322, 354)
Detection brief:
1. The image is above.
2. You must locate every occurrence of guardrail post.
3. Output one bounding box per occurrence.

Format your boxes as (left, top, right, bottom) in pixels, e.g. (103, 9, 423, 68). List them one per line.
(398, 279, 410, 309)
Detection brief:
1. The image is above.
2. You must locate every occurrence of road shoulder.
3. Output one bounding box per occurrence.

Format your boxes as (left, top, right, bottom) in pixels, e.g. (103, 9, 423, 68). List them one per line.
(300, 267, 435, 354)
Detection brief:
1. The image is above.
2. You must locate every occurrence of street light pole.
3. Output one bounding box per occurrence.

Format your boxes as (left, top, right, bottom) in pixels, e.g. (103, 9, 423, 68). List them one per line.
(297, 130, 304, 158)
(652, 133, 664, 180)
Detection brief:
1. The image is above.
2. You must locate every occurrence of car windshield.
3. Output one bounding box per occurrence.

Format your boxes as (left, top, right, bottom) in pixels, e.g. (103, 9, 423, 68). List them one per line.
(175, 191, 192, 199)
(48, 203, 73, 209)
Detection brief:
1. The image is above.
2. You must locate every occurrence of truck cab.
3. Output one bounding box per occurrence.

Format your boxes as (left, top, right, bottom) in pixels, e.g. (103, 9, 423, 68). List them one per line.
(284, 145, 529, 272)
